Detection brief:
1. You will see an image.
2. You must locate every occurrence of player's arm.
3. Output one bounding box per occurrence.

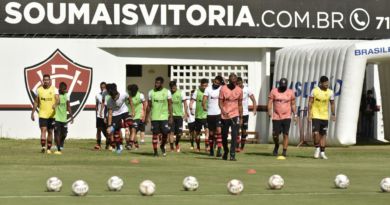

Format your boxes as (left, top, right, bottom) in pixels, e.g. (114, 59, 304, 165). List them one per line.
(189, 91, 196, 115)
(145, 99, 152, 124)
(31, 96, 39, 121)
(128, 95, 135, 117)
(291, 97, 298, 122)
(202, 95, 208, 111)
(267, 95, 273, 118)
(308, 97, 314, 122)
(141, 97, 147, 122)
(100, 97, 105, 118)
(183, 98, 189, 120)
(168, 98, 173, 122)
(67, 99, 74, 124)
(249, 94, 257, 116)
(219, 91, 227, 118)
(238, 93, 243, 124)
(53, 94, 59, 110)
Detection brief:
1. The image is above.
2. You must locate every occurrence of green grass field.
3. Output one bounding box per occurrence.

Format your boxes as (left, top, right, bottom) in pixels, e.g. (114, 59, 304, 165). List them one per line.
(0, 138, 389, 205)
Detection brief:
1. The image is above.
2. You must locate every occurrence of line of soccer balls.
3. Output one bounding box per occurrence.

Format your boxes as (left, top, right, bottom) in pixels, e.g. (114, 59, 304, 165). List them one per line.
(46, 175, 390, 196)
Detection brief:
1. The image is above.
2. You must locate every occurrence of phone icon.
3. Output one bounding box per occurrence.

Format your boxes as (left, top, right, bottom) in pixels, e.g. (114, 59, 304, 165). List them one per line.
(354, 13, 366, 27)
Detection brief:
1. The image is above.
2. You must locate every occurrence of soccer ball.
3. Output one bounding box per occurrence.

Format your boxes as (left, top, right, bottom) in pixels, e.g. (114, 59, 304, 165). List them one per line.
(183, 176, 199, 191)
(46, 177, 62, 192)
(268, 175, 284, 190)
(107, 176, 124, 191)
(380, 177, 390, 192)
(72, 180, 89, 196)
(227, 179, 244, 195)
(139, 180, 156, 196)
(334, 174, 350, 189)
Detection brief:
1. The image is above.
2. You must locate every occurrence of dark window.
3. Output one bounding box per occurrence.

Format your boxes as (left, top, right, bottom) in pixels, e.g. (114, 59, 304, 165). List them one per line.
(126, 65, 142, 77)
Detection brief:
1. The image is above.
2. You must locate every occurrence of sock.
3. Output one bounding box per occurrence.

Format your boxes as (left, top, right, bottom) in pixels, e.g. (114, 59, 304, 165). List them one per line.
(60, 135, 66, 148)
(47, 140, 52, 150)
(134, 141, 139, 148)
(152, 134, 158, 152)
(315, 144, 320, 148)
(129, 140, 134, 146)
(320, 147, 325, 152)
(175, 134, 182, 146)
(205, 138, 209, 149)
(170, 143, 174, 150)
(282, 149, 287, 154)
(115, 137, 122, 150)
(97, 137, 101, 146)
(236, 136, 241, 148)
(241, 135, 247, 149)
(195, 137, 201, 149)
(41, 139, 46, 148)
(216, 133, 222, 148)
(190, 136, 194, 147)
(161, 134, 168, 151)
(209, 136, 215, 154)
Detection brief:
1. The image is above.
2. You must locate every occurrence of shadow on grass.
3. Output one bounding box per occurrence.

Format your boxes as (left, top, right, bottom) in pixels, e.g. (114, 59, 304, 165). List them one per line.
(194, 156, 222, 160)
(244, 152, 274, 157)
(128, 151, 156, 156)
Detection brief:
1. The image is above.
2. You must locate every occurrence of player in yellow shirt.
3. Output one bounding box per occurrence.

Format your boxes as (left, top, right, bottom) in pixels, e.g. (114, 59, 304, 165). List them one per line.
(308, 76, 336, 160)
(31, 74, 59, 154)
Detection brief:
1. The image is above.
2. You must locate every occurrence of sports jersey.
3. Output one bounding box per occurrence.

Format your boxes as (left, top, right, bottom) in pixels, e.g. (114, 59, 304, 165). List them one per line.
(95, 91, 107, 119)
(55, 93, 70, 123)
(242, 85, 254, 116)
(219, 85, 243, 119)
(203, 86, 221, 115)
(171, 90, 186, 117)
(310, 87, 334, 120)
(192, 89, 207, 119)
(34, 86, 58, 119)
(148, 88, 172, 121)
(268, 88, 295, 120)
(186, 98, 196, 123)
(128, 92, 145, 120)
(106, 92, 129, 116)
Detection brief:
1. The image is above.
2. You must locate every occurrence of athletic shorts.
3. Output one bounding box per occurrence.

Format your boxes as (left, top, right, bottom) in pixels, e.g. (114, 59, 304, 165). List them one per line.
(132, 119, 141, 130)
(170, 116, 183, 135)
(138, 121, 146, 132)
(312, 119, 329, 136)
(188, 122, 196, 132)
(54, 121, 68, 137)
(39, 118, 54, 130)
(195, 118, 208, 132)
(96, 117, 106, 129)
(151, 120, 170, 135)
(112, 112, 129, 131)
(272, 119, 291, 135)
(241, 115, 249, 130)
(207, 115, 222, 131)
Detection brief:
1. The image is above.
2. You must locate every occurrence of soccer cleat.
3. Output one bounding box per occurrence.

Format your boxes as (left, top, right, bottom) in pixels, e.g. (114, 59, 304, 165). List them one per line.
(320, 152, 328, 160)
(282, 150, 287, 157)
(230, 156, 237, 161)
(108, 146, 113, 151)
(236, 148, 241, 153)
(190, 146, 194, 150)
(94, 144, 101, 150)
(222, 152, 228, 160)
(153, 150, 159, 157)
(273, 147, 278, 156)
(140, 139, 145, 144)
(53, 151, 62, 155)
(41, 147, 46, 153)
(125, 145, 132, 150)
(314, 147, 320, 159)
(46, 150, 52, 154)
(116, 149, 122, 154)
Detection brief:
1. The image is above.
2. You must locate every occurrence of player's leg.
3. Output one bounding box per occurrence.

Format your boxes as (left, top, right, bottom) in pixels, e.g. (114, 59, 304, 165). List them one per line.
(129, 120, 139, 150)
(46, 118, 54, 153)
(151, 121, 159, 156)
(54, 122, 61, 152)
(207, 116, 215, 156)
(319, 120, 328, 159)
(39, 118, 48, 153)
(282, 119, 291, 157)
(229, 117, 239, 161)
(169, 120, 176, 152)
(139, 122, 146, 144)
(188, 122, 195, 149)
(240, 115, 249, 151)
(194, 119, 202, 152)
(221, 119, 230, 160)
(160, 121, 170, 157)
(203, 119, 209, 152)
(312, 119, 321, 159)
(95, 118, 104, 149)
(272, 120, 281, 156)
(60, 123, 68, 150)
(174, 117, 183, 152)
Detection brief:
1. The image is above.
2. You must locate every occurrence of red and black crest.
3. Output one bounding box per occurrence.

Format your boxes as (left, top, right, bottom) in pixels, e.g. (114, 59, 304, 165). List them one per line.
(24, 49, 93, 120)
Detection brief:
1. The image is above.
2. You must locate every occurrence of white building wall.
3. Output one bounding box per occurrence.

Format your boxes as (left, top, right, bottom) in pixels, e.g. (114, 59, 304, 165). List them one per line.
(0, 38, 328, 139)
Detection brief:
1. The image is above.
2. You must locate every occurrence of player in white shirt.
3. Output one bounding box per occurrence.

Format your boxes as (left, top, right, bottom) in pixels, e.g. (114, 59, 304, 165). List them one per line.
(95, 82, 110, 150)
(202, 76, 224, 157)
(106, 83, 135, 154)
(237, 77, 257, 152)
(186, 90, 197, 149)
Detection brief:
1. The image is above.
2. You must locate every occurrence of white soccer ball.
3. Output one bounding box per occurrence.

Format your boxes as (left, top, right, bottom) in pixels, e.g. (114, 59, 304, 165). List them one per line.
(46, 177, 62, 192)
(227, 179, 244, 195)
(107, 176, 124, 191)
(334, 174, 350, 189)
(139, 180, 156, 196)
(268, 175, 284, 190)
(380, 177, 390, 192)
(183, 176, 199, 191)
(72, 180, 89, 196)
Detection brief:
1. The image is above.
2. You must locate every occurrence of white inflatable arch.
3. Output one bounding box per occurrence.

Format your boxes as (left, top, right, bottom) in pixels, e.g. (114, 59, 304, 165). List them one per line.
(273, 40, 390, 146)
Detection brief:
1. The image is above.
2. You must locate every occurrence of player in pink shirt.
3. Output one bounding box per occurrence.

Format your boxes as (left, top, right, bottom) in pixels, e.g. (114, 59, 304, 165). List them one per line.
(219, 74, 243, 161)
(268, 78, 297, 157)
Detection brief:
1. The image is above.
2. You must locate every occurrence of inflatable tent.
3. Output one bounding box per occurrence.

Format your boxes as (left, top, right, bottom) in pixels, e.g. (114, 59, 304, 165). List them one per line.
(273, 40, 390, 146)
